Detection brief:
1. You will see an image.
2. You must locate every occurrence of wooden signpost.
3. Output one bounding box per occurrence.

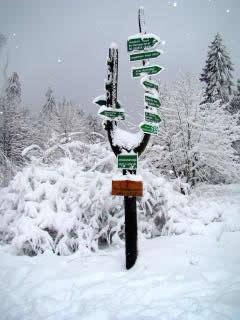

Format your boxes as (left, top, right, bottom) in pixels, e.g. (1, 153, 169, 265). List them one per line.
(94, 7, 164, 270)
(112, 180, 143, 197)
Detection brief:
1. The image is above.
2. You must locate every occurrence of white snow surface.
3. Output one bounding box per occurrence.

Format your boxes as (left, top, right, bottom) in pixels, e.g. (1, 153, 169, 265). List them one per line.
(0, 184, 240, 319)
(112, 127, 143, 150)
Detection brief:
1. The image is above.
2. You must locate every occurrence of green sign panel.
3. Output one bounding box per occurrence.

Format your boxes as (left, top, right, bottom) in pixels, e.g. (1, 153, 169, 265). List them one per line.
(93, 97, 121, 109)
(118, 154, 138, 169)
(145, 94, 161, 108)
(99, 109, 125, 120)
(139, 122, 159, 136)
(145, 111, 161, 124)
(127, 34, 160, 52)
(132, 65, 163, 78)
(129, 50, 161, 62)
(141, 77, 159, 92)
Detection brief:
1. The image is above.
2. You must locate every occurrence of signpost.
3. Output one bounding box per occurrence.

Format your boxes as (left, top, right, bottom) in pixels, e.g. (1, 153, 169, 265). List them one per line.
(129, 50, 161, 62)
(112, 180, 143, 197)
(139, 122, 159, 135)
(127, 33, 160, 52)
(144, 94, 161, 108)
(94, 7, 164, 270)
(140, 76, 159, 92)
(98, 109, 125, 120)
(118, 154, 137, 169)
(132, 65, 164, 78)
(144, 111, 161, 124)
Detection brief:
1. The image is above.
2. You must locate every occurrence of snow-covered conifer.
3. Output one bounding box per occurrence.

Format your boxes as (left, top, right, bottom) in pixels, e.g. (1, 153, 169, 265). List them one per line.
(40, 87, 60, 142)
(5, 72, 21, 107)
(229, 79, 240, 115)
(57, 99, 85, 143)
(200, 33, 234, 104)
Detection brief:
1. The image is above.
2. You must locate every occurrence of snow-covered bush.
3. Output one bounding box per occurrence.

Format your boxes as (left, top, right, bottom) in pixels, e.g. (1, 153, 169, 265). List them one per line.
(0, 141, 201, 256)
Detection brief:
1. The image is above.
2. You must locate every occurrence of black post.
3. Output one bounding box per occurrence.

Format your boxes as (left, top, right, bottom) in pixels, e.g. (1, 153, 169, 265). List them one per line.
(124, 196, 137, 269)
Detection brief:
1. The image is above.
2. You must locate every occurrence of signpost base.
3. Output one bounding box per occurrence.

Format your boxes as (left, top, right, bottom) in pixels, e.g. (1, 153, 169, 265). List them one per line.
(124, 196, 137, 270)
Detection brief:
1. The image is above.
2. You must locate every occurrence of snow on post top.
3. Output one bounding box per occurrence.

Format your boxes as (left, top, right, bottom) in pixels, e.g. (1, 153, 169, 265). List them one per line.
(112, 127, 144, 150)
(110, 42, 118, 49)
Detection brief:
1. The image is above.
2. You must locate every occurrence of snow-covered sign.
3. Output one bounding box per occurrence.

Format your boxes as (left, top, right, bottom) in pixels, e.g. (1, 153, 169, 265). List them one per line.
(140, 76, 159, 92)
(144, 93, 161, 108)
(129, 50, 162, 62)
(144, 110, 161, 124)
(93, 96, 122, 108)
(98, 107, 125, 121)
(117, 154, 137, 169)
(132, 65, 164, 78)
(139, 122, 159, 135)
(127, 33, 160, 52)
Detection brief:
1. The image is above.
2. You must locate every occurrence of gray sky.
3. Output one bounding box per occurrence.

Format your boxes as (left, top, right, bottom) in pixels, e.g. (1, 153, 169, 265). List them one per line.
(0, 0, 240, 121)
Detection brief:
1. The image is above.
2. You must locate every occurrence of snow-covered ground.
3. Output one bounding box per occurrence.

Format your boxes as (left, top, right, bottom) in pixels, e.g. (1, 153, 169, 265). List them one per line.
(0, 184, 240, 320)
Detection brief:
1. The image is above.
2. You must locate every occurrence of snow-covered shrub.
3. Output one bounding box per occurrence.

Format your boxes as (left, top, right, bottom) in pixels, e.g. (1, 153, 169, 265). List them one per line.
(0, 141, 201, 256)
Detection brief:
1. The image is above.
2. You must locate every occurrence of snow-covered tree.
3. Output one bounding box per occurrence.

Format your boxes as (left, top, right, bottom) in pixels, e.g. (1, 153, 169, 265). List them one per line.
(57, 99, 85, 143)
(40, 87, 60, 142)
(228, 78, 240, 157)
(145, 74, 240, 187)
(85, 114, 105, 144)
(229, 78, 240, 115)
(0, 73, 40, 185)
(5, 72, 21, 106)
(200, 33, 234, 104)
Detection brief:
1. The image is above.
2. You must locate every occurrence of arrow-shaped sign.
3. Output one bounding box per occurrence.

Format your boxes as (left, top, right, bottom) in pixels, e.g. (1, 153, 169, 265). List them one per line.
(98, 108, 125, 121)
(139, 122, 159, 136)
(144, 111, 161, 124)
(129, 50, 162, 62)
(140, 76, 159, 92)
(93, 96, 122, 109)
(127, 33, 160, 52)
(132, 65, 164, 78)
(144, 94, 161, 108)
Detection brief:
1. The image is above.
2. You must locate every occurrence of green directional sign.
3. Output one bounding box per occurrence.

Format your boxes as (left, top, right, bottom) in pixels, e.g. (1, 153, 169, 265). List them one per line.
(93, 97, 121, 109)
(145, 111, 161, 124)
(132, 65, 164, 78)
(118, 154, 137, 169)
(139, 122, 159, 136)
(141, 77, 159, 92)
(99, 109, 125, 120)
(145, 94, 161, 108)
(127, 34, 160, 52)
(129, 50, 161, 62)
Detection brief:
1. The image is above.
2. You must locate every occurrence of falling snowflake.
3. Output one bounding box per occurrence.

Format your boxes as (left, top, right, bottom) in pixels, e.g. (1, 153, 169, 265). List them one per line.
(57, 57, 62, 63)
(226, 9, 230, 13)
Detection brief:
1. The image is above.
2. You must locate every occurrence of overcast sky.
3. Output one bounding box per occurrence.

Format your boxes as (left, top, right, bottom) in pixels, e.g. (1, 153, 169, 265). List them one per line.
(0, 0, 239, 121)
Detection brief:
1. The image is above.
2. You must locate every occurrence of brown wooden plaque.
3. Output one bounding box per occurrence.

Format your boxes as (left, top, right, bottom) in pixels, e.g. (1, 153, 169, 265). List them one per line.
(112, 180, 143, 197)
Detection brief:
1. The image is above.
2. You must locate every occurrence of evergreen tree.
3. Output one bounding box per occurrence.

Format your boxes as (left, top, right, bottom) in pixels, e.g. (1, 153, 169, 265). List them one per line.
(229, 78, 240, 114)
(5, 72, 21, 106)
(0, 73, 38, 185)
(41, 87, 57, 121)
(40, 87, 60, 141)
(57, 99, 85, 143)
(200, 33, 234, 104)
